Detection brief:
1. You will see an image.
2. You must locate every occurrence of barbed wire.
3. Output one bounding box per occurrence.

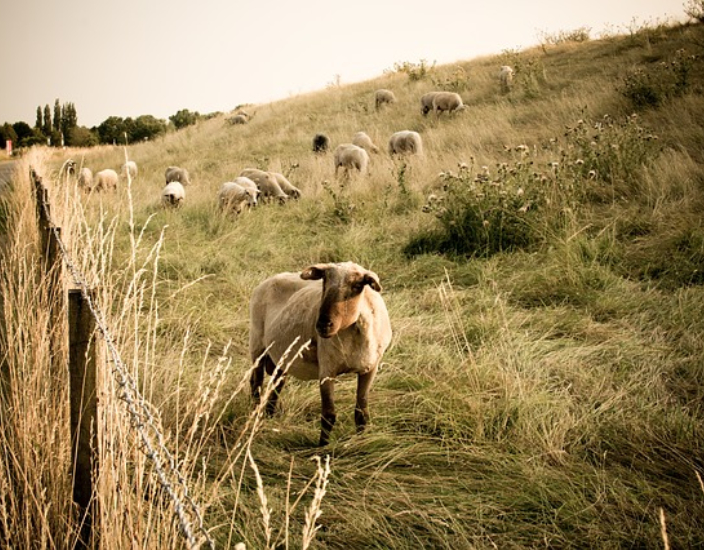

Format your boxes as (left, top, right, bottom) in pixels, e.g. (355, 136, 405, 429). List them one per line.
(32, 171, 216, 549)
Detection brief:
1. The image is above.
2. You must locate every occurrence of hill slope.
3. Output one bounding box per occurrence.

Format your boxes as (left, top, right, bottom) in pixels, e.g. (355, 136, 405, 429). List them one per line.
(3, 19, 704, 549)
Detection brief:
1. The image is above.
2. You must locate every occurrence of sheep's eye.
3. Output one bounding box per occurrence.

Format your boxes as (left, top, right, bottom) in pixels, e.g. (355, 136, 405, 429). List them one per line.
(352, 282, 365, 294)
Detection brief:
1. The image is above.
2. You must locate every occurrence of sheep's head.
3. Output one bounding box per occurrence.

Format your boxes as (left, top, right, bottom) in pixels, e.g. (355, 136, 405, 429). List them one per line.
(301, 262, 382, 338)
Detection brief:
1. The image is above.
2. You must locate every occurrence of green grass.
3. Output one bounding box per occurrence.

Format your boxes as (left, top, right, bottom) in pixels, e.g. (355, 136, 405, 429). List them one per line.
(2, 19, 704, 550)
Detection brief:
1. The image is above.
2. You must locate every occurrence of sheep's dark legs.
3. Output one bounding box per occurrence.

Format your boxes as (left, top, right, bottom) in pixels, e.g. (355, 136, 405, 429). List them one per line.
(250, 354, 284, 416)
(354, 370, 377, 434)
(319, 378, 336, 446)
(265, 370, 286, 416)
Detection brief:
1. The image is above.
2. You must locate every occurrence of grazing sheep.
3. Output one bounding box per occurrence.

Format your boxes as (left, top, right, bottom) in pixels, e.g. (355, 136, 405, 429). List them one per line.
(161, 181, 185, 208)
(77, 167, 93, 190)
(249, 261, 392, 446)
(312, 133, 330, 153)
(431, 91, 465, 116)
(420, 91, 441, 116)
(388, 131, 423, 156)
(218, 180, 258, 215)
(499, 65, 514, 92)
(121, 160, 138, 180)
(93, 169, 119, 192)
(228, 113, 249, 125)
(165, 166, 192, 186)
(333, 144, 370, 178)
(270, 172, 302, 199)
(374, 89, 397, 110)
(240, 168, 289, 203)
(352, 131, 380, 155)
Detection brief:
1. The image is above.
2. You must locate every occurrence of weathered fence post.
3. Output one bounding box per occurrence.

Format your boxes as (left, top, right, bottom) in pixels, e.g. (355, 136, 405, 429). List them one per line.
(69, 288, 103, 549)
(32, 170, 65, 375)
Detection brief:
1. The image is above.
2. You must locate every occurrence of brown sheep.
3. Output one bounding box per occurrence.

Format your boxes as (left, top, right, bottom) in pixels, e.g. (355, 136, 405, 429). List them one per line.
(249, 262, 393, 446)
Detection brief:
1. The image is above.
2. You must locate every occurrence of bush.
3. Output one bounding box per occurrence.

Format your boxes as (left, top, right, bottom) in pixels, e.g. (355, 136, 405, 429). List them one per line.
(619, 49, 697, 109)
(405, 113, 663, 258)
(388, 59, 436, 82)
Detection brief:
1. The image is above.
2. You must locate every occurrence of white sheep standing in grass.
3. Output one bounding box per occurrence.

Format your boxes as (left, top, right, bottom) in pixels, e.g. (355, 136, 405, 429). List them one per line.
(161, 181, 185, 208)
(249, 261, 392, 446)
(498, 65, 515, 92)
(165, 166, 192, 186)
(333, 143, 370, 178)
(352, 131, 380, 155)
(218, 179, 258, 215)
(240, 168, 289, 203)
(431, 91, 465, 117)
(388, 131, 423, 156)
(93, 169, 119, 192)
(121, 160, 138, 180)
(420, 91, 441, 116)
(374, 89, 397, 110)
(77, 167, 93, 190)
(270, 172, 302, 199)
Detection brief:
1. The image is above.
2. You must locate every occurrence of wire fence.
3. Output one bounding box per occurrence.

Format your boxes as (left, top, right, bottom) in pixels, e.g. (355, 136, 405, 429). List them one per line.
(31, 168, 215, 550)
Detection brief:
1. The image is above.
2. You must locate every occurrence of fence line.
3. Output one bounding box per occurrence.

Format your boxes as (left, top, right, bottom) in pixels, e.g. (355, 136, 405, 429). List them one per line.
(31, 169, 215, 550)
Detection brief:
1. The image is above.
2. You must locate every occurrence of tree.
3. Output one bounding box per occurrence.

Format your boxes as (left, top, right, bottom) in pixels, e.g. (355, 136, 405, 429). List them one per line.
(12, 121, 33, 144)
(35, 107, 42, 130)
(131, 115, 166, 142)
(685, 0, 704, 22)
(96, 116, 125, 144)
(68, 126, 98, 147)
(42, 105, 52, 138)
(0, 123, 18, 149)
(170, 109, 200, 130)
(61, 102, 78, 145)
(53, 99, 62, 133)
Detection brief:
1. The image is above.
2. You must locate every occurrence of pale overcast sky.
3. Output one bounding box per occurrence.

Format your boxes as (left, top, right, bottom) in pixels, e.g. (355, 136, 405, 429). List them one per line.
(0, 0, 689, 127)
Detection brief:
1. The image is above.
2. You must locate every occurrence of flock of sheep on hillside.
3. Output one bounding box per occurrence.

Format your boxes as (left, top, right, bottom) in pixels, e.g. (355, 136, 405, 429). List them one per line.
(66, 65, 513, 445)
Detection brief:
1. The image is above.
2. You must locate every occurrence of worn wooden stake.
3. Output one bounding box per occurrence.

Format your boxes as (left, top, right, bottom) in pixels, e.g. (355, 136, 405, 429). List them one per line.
(69, 288, 103, 549)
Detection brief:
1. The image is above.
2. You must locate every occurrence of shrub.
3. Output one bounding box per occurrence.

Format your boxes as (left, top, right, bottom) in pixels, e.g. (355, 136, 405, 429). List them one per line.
(431, 66, 471, 93)
(388, 59, 436, 82)
(406, 154, 550, 258)
(619, 49, 697, 109)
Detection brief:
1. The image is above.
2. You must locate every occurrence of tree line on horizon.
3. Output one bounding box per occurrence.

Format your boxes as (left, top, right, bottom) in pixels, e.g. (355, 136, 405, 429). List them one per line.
(0, 100, 219, 151)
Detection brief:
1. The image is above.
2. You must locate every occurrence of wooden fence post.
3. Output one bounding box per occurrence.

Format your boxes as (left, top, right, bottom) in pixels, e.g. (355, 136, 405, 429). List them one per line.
(69, 288, 103, 549)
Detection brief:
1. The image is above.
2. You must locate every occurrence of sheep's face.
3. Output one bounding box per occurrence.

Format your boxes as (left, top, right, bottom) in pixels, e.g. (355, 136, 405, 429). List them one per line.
(301, 263, 381, 338)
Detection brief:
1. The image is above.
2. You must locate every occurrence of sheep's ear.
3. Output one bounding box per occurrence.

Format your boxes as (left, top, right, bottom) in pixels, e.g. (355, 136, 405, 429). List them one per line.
(363, 271, 382, 292)
(301, 264, 328, 280)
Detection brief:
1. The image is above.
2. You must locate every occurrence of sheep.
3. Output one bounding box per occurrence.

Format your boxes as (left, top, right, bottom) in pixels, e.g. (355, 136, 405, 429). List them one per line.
(498, 65, 514, 92)
(239, 168, 289, 203)
(333, 143, 370, 178)
(352, 131, 380, 155)
(312, 133, 330, 153)
(249, 261, 392, 446)
(420, 91, 441, 116)
(388, 131, 423, 156)
(431, 91, 465, 116)
(218, 179, 258, 215)
(270, 172, 302, 199)
(161, 181, 185, 208)
(228, 113, 249, 125)
(374, 89, 396, 110)
(121, 160, 138, 180)
(93, 169, 119, 192)
(77, 167, 93, 190)
(165, 166, 192, 186)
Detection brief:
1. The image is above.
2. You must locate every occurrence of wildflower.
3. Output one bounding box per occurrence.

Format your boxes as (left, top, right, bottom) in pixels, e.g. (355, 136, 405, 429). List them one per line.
(575, 159, 584, 165)
(483, 219, 490, 227)
(516, 187, 524, 196)
(588, 170, 597, 179)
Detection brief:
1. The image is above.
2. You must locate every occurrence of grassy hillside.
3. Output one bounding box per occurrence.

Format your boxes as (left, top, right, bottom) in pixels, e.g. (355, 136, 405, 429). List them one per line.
(2, 19, 704, 549)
